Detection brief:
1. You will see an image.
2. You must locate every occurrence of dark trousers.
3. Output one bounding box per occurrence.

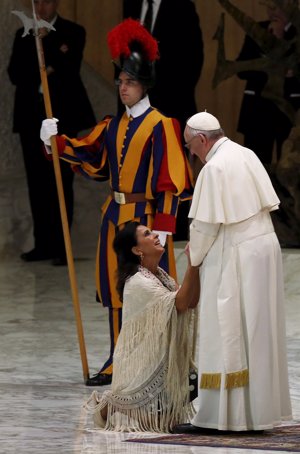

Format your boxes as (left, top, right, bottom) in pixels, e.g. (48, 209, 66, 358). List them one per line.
(243, 126, 290, 165)
(19, 127, 74, 257)
(239, 95, 293, 164)
(173, 201, 190, 241)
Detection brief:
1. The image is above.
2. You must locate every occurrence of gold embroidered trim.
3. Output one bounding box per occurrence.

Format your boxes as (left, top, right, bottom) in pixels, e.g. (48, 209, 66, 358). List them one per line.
(225, 369, 249, 389)
(200, 373, 221, 389)
(200, 369, 249, 390)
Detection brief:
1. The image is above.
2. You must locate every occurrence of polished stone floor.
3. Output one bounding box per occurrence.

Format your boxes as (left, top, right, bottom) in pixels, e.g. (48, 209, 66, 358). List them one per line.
(0, 173, 299, 453)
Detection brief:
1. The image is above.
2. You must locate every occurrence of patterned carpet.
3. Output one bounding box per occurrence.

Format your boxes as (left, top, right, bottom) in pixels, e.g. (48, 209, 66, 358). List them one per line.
(125, 424, 300, 452)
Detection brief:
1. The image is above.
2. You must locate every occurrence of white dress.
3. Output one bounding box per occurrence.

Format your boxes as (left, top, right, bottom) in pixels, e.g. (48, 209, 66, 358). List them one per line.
(85, 266, 196, 432)
(188, 138, 292, 430)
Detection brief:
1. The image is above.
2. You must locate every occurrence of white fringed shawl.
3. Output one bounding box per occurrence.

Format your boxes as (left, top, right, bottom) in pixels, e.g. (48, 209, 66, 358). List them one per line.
(85, 266, 196, 432)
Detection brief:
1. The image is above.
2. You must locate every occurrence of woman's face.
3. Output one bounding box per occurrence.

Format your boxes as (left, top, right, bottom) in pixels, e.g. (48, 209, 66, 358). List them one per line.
(135, 225, 165, 259)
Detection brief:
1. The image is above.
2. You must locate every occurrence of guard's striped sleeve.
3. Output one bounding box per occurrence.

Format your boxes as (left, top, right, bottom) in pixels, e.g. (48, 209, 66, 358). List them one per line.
(151, 117, 194, 233)
(56, 117, 112, 180)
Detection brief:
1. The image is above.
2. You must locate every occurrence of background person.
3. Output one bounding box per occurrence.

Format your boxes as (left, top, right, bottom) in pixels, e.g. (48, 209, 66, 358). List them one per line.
(236, 1, 300, 166)
(7, 0, 95, 265)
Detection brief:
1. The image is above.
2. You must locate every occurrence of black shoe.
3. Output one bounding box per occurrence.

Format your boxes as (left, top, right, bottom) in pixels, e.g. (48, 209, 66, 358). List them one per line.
(172, 423, 219, 434)
(20, 248, 53, 262)
(85, 372, 112, 386)
(52, 256, 67, 266)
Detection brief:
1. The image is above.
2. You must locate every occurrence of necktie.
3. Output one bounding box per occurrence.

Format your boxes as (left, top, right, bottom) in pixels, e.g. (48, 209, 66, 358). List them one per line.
(143, 0, 153, 32)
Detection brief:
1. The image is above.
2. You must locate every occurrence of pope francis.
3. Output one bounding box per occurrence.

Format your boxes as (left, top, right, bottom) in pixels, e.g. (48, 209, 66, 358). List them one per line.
(176, 111, 292, 432)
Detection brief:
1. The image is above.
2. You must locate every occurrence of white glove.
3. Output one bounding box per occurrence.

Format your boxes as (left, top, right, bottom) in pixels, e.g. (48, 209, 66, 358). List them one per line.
(152, 230, 171, 247)
(40, 118, 59, 146)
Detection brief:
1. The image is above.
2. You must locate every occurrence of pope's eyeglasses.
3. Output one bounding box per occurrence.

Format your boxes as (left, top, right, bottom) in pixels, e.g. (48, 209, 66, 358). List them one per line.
(184, 134, 201, 150)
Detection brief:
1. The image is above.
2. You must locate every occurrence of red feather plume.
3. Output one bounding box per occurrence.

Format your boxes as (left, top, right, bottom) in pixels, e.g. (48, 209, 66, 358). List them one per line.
(107, 18, 159, 62)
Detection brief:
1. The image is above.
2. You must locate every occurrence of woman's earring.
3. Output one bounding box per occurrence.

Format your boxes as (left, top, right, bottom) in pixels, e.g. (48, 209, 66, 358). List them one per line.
(140, 253, 144, 265)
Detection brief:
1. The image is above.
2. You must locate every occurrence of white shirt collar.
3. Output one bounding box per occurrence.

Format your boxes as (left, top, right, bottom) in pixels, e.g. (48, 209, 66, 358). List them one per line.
(125, 95, 151, 118)
(141, 0, 162, 32)
(205, 137, 229, 162)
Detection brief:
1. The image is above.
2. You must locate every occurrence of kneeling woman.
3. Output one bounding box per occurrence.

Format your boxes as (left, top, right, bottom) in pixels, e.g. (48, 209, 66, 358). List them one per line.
(85, 222, 200, 432)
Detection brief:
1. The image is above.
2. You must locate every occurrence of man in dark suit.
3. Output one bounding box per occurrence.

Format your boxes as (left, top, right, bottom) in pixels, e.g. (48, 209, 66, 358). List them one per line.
(8, 0, 95, 264)
(237, 2, 300, 166)
(123, 0, 204, 240)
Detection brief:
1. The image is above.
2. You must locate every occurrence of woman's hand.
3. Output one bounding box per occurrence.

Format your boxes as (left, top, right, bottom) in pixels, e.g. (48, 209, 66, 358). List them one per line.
(184, 242, 191, 266)
(175, 242, 200, 312)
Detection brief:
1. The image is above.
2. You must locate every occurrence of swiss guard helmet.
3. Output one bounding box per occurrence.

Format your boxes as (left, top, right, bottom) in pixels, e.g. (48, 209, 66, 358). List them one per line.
(107, 18, 159, 88)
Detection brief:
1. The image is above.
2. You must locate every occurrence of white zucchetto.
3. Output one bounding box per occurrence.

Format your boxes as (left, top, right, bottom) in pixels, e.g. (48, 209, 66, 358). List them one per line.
(187, 112, 221, 131)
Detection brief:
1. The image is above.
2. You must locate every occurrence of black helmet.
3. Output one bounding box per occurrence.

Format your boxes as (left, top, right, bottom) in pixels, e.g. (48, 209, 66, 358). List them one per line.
(108, 19, 159, 88)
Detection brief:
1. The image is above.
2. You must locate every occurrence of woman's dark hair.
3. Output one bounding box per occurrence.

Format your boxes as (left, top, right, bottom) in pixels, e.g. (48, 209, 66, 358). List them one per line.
(113, 221, 141, 301)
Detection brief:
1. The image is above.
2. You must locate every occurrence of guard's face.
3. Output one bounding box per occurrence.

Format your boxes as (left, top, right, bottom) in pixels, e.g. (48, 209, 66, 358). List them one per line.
(117, 72, 145, 108)
(34, 0, 58, 22)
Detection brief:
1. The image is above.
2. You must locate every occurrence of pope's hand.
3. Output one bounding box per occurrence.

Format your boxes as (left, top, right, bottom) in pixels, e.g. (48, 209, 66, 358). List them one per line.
(40, 118, 59, 146)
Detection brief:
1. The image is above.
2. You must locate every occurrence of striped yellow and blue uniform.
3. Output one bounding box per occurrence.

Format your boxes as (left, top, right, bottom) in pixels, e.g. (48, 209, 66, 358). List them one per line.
(56, 107, 193, 374)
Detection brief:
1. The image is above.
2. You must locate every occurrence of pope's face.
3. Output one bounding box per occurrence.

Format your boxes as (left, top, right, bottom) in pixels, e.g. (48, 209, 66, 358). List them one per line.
(184, 130, 208, 164)
(117, 72, 145, 108)
(34, 0, 58, 22)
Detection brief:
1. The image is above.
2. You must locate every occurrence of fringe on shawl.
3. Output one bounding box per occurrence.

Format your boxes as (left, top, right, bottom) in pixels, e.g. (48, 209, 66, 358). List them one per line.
(85, 385, 195, 433)
(84, 294, 197, 432)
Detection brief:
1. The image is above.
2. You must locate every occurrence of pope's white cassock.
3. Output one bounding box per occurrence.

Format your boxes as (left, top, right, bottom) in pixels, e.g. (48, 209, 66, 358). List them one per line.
(189, 137, 292, 430)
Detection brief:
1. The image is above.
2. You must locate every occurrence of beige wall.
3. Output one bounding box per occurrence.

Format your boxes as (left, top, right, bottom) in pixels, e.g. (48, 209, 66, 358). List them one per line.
(21, 0, 269, 140)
